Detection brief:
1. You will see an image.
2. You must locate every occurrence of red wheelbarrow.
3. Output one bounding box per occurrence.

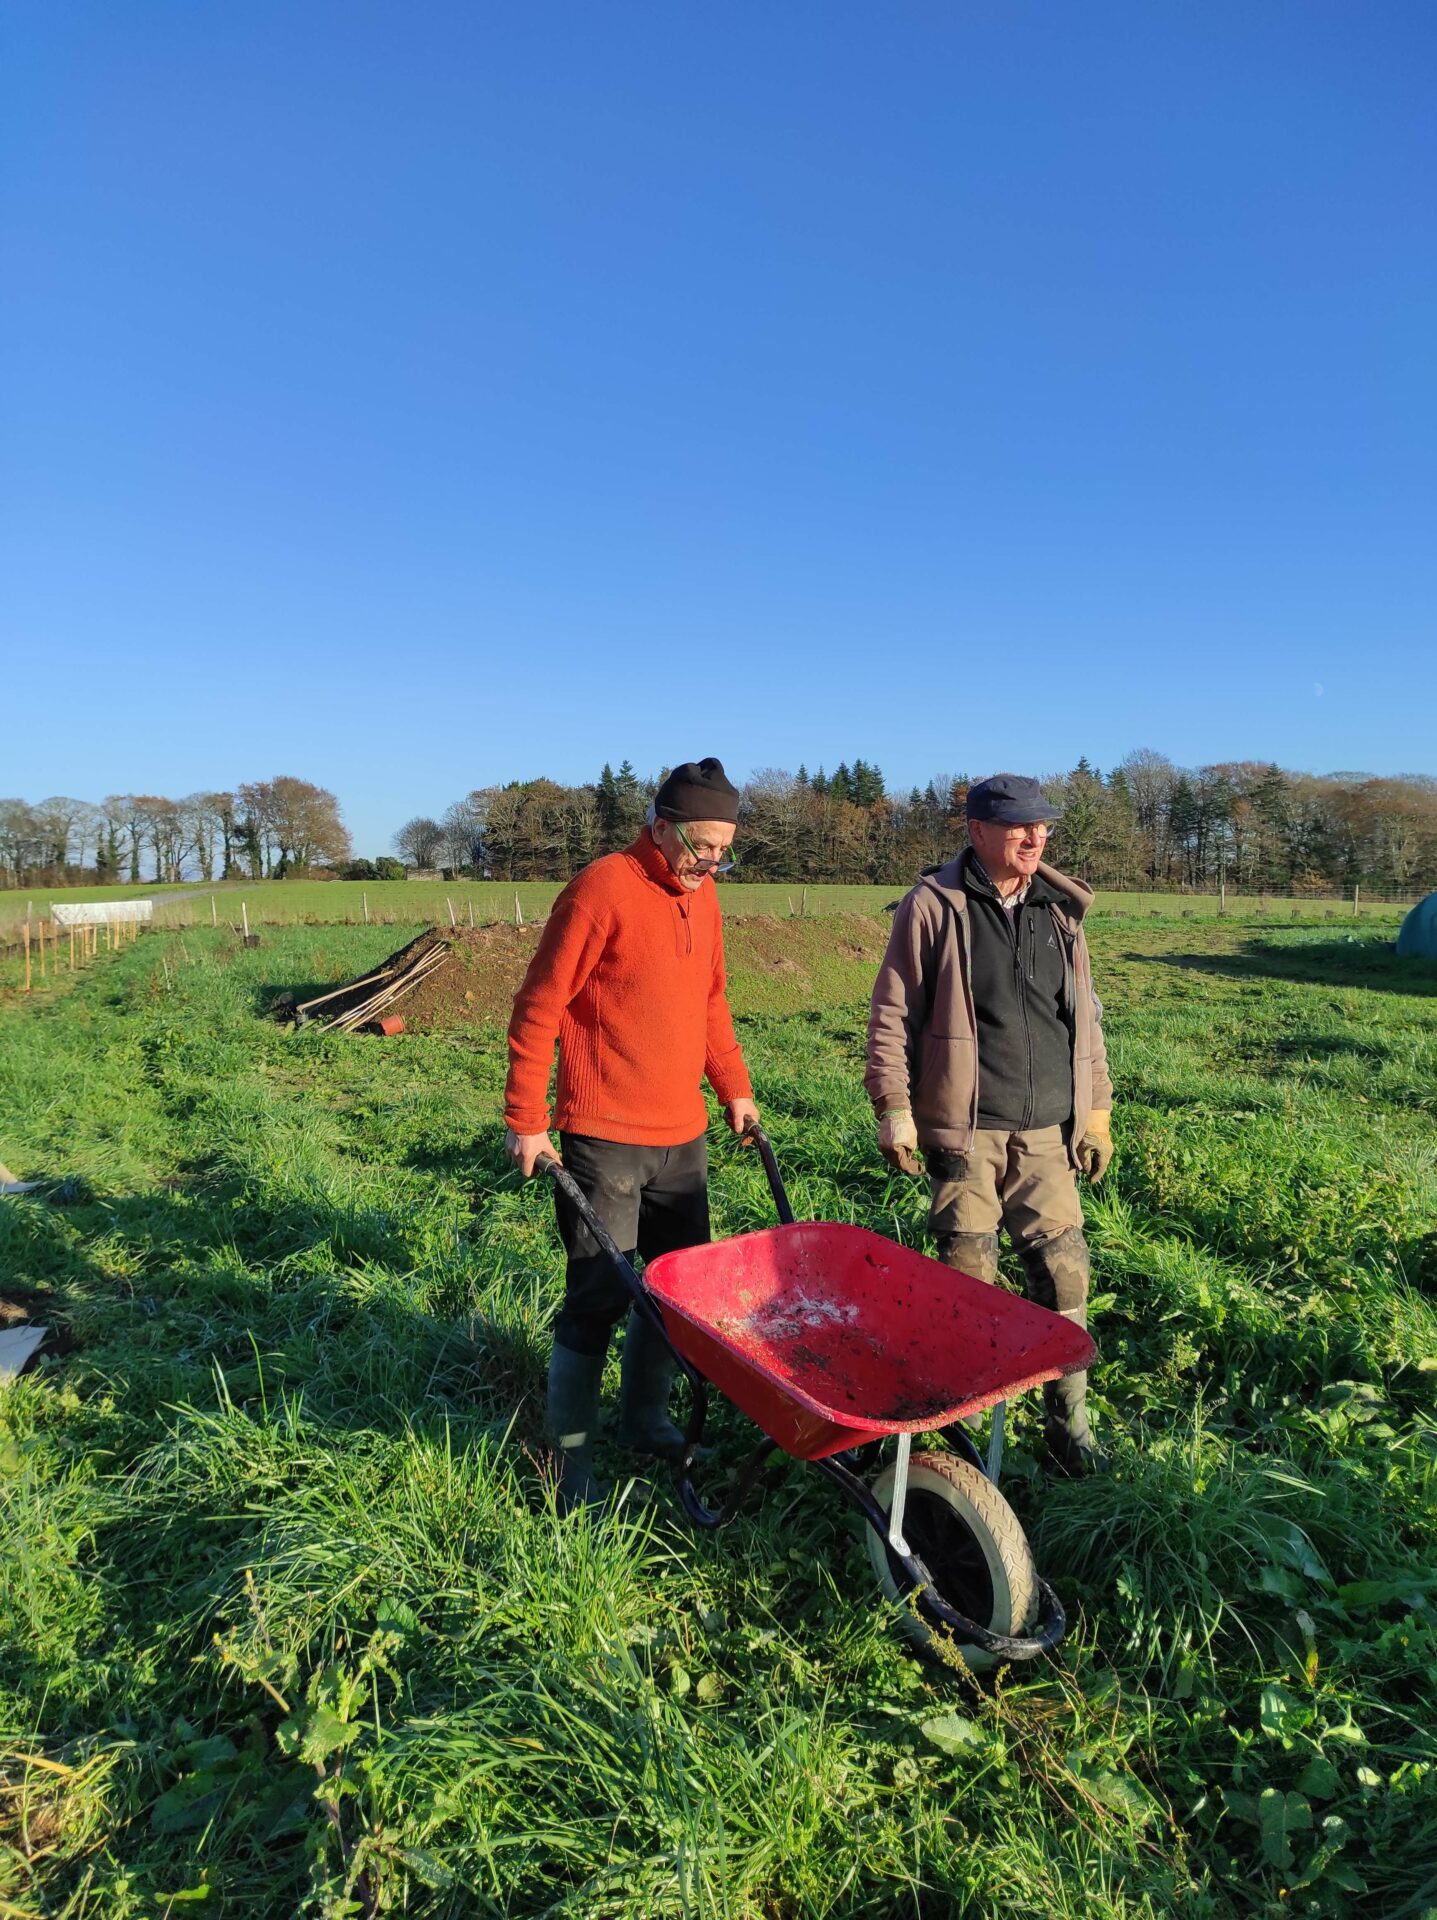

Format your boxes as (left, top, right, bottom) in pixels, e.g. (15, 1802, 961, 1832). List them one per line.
(542, 1125, 1095, 1666)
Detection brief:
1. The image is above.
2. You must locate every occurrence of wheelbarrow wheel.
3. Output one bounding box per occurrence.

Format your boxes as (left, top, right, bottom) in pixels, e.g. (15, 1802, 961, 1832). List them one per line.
(866, 1451, 1037, 1670)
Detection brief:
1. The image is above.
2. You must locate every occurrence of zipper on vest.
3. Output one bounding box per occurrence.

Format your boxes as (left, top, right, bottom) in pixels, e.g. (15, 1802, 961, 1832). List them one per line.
(1013, 901, 1034, 1130)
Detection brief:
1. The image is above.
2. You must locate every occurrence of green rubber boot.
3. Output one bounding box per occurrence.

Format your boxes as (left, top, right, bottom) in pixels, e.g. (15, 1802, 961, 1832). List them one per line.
(545, 1343, 608, 1512)
(617, 1311, 706, 1462)
(1018, 1229, 1109, 1477)
(935, 1231, 1001, 1285)
(934, 1233, 1002, 1429)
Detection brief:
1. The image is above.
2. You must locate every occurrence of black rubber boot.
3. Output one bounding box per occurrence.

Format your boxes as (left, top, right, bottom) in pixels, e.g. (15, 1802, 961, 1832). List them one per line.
(1017, 1228, 1109, 1477)
(935, 1231, 1001, 1286)
(545, 1343, 608, 1512)
(617, 1310, 708, 1462)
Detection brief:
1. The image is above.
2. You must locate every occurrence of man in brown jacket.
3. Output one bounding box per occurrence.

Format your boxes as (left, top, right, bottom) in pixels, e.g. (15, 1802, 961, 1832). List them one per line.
(865, 773, 1114, 1474)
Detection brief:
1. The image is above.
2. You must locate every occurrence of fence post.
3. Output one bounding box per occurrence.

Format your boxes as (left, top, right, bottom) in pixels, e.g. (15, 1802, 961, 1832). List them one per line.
(1352, 884, 1360, 917)
(363, 891, 370, 924)
(514, 892, 523, 929)
(23, 917, 31, 992)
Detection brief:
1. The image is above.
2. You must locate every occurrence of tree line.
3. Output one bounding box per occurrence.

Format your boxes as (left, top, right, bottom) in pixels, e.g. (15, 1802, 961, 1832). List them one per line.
(8, 754, 1435, 895)
(0, 779, 350, 888)
(399, 753, 1437, 895)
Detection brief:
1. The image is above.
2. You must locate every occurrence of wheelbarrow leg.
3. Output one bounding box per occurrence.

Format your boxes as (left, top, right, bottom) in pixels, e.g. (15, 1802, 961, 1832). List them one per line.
(986, 1400, 1007, 1484)
(887, 1430, 913, 1555)
(679, 1435, 780, 1531)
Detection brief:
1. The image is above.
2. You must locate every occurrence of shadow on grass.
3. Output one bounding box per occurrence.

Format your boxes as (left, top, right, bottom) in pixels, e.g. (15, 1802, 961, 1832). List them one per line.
(1140, 938, 1437, 997)
(0, 1163, 546, 1448)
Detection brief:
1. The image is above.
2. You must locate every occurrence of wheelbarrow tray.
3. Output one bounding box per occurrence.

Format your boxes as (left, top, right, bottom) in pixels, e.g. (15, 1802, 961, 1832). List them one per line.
(644, 1221, 1096, 1462)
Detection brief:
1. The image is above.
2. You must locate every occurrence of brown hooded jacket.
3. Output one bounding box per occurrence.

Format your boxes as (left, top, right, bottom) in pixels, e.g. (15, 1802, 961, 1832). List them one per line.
(864, 850, 1112, 1165)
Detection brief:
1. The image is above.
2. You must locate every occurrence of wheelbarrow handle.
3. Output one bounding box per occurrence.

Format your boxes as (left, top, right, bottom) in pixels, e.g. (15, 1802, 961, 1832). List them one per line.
(739, 1119, 796, 1227)
(536, 1154, 658, 1328)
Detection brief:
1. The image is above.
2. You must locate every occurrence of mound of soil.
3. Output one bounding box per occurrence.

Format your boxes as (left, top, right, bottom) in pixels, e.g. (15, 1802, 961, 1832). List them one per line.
(298, 913, 891, 1036)
(400, 925, 544, 1028)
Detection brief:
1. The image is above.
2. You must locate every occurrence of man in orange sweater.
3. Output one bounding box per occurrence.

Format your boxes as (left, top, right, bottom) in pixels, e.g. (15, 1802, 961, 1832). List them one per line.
(504, 757, 759, 1509)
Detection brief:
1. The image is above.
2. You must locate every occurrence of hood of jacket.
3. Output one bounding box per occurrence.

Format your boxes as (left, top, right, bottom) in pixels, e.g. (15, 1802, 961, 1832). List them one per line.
(918, 848, 1095, 929)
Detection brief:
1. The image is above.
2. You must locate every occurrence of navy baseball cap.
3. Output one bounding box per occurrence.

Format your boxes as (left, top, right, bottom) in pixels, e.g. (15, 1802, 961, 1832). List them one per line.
(965, 773, 1062, 826)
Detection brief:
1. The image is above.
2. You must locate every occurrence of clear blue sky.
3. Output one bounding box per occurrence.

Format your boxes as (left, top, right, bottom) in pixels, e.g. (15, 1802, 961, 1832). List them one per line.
(3, 2, 1433, 856)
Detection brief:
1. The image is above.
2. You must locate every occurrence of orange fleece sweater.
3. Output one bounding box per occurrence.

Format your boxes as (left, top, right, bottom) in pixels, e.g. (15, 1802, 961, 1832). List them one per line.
(504, 830, 753, 1146)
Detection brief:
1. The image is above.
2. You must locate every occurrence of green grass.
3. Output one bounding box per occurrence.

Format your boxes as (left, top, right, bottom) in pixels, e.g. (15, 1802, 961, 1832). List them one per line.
(2, 923, 1435, 1915)
(5, 877, 1408, 938)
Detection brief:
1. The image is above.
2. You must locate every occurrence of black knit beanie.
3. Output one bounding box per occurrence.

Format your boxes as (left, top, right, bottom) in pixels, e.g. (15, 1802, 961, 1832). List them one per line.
(653, 757, 741, 825)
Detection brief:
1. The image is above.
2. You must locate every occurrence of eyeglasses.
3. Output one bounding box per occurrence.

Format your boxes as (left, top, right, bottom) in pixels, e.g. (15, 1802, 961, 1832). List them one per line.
(674, 822, 737, 874)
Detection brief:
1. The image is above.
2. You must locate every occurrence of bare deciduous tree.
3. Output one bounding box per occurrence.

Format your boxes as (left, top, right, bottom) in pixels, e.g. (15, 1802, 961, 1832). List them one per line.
(394, 815, 445, 870)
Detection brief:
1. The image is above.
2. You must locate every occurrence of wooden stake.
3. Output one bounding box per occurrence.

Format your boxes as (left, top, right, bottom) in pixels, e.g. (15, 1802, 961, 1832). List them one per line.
(241, 901, 250, 939)
(1353, 884, 1360, 917)
(468, 901, 475, 929)
(801, 886, 809, 918)
(23, 918, 31, 992)
(514, 892, 523, 928)
(363, 892, 370, 925)
(1219, 880, 1226, 916)
(447, 896, 457, 927)
(69, 927, 75, 970)
(211, 895, 218, 926)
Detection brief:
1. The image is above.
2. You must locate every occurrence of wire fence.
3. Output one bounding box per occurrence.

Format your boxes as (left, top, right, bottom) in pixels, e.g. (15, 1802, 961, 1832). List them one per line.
(0, 882, 1420, 996)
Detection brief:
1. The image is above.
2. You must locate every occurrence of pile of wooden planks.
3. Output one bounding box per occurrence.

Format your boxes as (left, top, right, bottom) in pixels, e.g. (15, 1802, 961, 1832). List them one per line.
(292, 935, 451, 1034)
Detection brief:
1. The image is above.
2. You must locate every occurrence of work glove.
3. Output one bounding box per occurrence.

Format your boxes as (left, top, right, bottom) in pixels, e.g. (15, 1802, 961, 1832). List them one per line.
(878, 1108, 923, 1179)
(1076, 1109, 1114, 1182)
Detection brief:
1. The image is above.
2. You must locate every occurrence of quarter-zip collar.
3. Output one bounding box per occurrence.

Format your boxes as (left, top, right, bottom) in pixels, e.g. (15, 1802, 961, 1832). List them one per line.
(625, 827, 700, 900)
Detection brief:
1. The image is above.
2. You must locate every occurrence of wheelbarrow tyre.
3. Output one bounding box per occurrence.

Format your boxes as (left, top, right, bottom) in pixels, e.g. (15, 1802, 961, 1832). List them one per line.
(865, 1451, 1038, 1671)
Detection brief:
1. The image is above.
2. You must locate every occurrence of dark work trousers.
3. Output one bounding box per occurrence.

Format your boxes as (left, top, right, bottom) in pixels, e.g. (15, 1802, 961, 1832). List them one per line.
(552, 1132, 710, 1356)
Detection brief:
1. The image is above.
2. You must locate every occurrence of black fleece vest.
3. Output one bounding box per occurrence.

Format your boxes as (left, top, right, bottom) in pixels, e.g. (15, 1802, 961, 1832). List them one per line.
(962, 867, 1074, 1131)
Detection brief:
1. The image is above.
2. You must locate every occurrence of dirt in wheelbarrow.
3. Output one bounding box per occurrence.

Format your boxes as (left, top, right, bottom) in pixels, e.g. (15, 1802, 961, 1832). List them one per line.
(717, 1291, 961, 1424)
(768, 1336, 953, 1422)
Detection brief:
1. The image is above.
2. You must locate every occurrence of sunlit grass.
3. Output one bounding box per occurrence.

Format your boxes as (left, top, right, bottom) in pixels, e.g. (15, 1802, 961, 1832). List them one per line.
(1, 921, 1434, 1914)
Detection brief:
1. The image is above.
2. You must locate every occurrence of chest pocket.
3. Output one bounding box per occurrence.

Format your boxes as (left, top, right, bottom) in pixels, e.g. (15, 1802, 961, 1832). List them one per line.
(1031, 909, 1077, 1019)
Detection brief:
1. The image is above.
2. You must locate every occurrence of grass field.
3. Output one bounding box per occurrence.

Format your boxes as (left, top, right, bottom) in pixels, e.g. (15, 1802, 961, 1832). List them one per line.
(1, 879, 1411, 941)
(2, 921, 1436, 1915)
(143, 880, 1400, 930)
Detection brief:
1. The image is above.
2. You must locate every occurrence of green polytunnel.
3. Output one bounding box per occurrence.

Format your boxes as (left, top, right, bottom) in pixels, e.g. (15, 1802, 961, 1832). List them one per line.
(1396, 891, 1437, 959)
